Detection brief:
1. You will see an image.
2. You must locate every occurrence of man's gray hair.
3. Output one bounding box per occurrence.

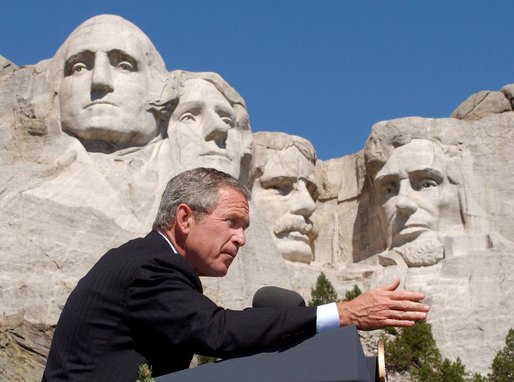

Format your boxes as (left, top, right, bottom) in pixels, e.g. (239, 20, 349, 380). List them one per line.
(153, 167, 250, 231)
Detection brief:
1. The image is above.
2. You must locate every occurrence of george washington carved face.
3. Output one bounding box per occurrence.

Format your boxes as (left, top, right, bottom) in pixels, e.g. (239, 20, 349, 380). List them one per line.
(56, 15, 166, 147)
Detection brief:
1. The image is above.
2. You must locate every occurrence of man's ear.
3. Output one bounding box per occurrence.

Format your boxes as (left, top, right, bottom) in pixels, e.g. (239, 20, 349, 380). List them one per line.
(175, 204, 194, 234)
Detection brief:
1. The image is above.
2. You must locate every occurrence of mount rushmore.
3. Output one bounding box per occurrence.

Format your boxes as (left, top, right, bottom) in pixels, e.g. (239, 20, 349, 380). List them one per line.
(1, 14, 513, 380)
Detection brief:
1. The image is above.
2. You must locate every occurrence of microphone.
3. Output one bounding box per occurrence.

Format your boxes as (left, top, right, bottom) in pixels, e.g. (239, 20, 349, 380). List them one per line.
(252, 286, 306, 308)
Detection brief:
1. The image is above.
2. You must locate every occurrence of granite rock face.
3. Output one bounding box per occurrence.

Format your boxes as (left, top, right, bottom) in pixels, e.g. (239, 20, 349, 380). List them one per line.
(1, 14, 514, 380)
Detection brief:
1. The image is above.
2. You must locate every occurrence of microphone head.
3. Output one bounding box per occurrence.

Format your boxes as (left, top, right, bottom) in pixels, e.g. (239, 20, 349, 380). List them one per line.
(252, 286, 306, 308)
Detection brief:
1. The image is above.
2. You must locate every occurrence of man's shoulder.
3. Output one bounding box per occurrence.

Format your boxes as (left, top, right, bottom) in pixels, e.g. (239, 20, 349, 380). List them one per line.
(106, 231, 165, 257)
(104, 231, 197, 276)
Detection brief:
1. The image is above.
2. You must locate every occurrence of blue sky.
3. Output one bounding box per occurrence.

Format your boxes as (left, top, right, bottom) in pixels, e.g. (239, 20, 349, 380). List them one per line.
(2, 1, 513, 160)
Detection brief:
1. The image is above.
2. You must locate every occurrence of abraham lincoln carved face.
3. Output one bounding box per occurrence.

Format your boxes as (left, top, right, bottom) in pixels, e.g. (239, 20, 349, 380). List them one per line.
(373, 139, 462, 266)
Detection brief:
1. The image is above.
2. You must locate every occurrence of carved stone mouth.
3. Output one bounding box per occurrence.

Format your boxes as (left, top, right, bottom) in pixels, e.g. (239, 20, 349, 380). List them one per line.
(392, 226, 429, 247)
(277, 230, 311, 243)
(200, 150, 230, 159)
(85, 101, 116, 108)
(400, 224, 429, 232)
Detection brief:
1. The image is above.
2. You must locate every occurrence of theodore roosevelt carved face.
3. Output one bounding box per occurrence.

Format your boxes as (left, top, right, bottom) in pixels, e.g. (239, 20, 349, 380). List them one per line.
(55, 15, 167, 147)
(373, 139, 462, 266)
(250, 132, 317, 263)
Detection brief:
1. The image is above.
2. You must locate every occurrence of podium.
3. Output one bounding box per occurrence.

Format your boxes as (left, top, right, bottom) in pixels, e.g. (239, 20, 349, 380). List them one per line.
(156, 326, 385, 382)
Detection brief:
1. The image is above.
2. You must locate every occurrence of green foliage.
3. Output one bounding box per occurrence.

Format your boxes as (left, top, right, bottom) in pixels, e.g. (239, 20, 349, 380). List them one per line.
(469, 374, 488, 382)
(344, 284, 362, 301)
(308, 272, 337, 306)
(386, 321, 440, 371)
(197, 355, 219, 365)
(384, 326, 398, 336)
(384, 323, 514, 382)
(136, 363, 154, 382)
(488, 329, 514, 382)
(438, 358, 467, 382)
(385, 321, 479, 382)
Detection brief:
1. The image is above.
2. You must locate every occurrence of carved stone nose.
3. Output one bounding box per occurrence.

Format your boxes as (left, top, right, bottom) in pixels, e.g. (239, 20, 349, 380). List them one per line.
(91, 54, 114, 94)
(290, 181, 316, 217)
(395, 181, 417, 214)
(203, 112, 229, 147)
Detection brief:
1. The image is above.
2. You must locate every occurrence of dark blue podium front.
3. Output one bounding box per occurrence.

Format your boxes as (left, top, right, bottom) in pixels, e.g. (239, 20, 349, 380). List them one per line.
(156, 325, 378, 382)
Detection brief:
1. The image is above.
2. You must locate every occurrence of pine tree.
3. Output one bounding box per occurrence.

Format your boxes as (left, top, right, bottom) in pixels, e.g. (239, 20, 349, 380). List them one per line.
(308, 272, 337, 306)
(488, 329, 514, 382)
(344, 284, 362, 301)
(136, 363, 154, 382)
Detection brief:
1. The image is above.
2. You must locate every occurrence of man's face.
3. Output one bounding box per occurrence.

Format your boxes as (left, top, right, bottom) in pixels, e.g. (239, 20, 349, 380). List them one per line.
(185, 186, 249, 277)
(373, 139, 461, 249)
(58, 22, 157, 145)
(168, 79, 244, 178)
(251, 147, 317, 263)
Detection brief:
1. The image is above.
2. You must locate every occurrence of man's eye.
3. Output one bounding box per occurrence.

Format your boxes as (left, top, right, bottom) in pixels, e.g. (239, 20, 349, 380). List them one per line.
(72, 63, 87, 73)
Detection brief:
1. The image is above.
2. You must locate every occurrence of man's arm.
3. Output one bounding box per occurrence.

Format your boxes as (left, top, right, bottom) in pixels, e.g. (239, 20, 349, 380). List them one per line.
(336, 279, 429, 330)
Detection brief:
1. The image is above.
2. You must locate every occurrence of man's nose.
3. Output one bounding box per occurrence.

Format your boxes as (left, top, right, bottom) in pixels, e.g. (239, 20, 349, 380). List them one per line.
(203, 111, 230, 147)
(233, 228, 246, 247)
(91, 53, 114, 94)
(290, 181, 316, 217)
(395, 179, 418, 215)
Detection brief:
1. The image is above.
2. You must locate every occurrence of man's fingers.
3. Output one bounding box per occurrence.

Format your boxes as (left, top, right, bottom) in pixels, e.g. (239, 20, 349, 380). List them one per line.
(381, 278, 401, 291)
(381, 319, 417, 328)
(391, 300, 430, 312)
(389, 290, 426, 302)
(388, 309, 428, 321)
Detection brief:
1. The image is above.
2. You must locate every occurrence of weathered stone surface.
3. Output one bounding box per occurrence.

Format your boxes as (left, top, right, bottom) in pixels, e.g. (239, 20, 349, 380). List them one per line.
(450, 89, 512, 120)
(0, 321, 53, 382)
(2, 13, 514, 380)
(0, 55, 18, 76)
(404, 250, 514, 374)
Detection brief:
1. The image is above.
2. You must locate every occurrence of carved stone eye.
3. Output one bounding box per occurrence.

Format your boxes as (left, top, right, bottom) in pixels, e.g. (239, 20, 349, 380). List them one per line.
(221, 116, 235, 127)
(117, 61, 134, 72)
(415, 178, 439, 191)
(72, 62, 87, 73)
(179, 113, 196, 123)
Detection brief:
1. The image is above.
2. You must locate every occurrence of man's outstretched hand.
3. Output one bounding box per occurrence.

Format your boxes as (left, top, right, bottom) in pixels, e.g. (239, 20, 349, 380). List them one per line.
(336, 279, 429, 330)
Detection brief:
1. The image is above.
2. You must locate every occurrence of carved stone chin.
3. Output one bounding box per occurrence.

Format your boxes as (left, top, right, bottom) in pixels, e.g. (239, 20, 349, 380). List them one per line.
(276, 238, 313, 264)
(393, 237, 445, 267)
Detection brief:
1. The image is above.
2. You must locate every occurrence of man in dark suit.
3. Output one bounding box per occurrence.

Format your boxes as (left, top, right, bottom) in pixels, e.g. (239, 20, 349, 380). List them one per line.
(42, 167, 429, 381)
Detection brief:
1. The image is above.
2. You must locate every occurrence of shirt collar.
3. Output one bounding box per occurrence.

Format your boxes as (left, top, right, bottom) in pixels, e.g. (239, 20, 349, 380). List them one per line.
(156, 230, 178, 255)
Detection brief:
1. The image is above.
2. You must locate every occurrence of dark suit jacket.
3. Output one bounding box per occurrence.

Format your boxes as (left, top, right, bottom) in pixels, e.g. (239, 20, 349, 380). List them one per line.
(42, 231, 317, 381)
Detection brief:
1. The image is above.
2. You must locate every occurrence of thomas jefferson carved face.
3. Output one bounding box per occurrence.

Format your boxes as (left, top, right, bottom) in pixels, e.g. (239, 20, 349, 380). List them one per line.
(58, 17, 162, 146)
(251, 144, 317, 263)
(373, 139, 462, 266)
(167, 78, 245, 178)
